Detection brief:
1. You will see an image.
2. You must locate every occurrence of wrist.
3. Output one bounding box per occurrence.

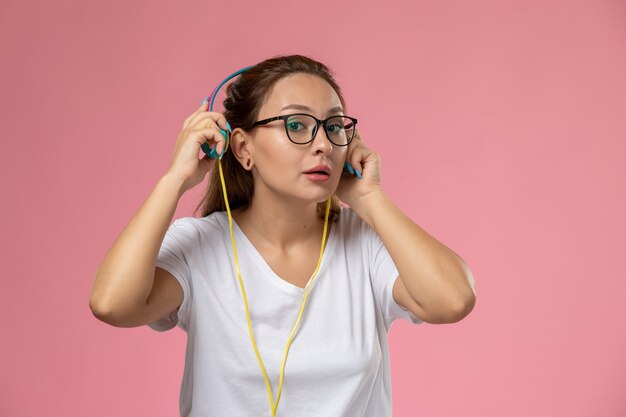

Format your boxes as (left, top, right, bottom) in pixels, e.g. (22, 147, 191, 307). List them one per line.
(351, 188, 388, 229)
(160, 172, 188, 199)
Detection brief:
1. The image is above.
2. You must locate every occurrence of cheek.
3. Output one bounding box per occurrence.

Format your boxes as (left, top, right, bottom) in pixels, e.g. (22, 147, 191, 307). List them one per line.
(333, 155, 347, 181)
(336, 150, 348, 169)
(256, 144, 300, 178)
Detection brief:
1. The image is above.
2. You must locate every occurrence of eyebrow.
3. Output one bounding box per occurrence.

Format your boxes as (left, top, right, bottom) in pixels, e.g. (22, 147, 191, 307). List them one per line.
(280, 104, 344, 115)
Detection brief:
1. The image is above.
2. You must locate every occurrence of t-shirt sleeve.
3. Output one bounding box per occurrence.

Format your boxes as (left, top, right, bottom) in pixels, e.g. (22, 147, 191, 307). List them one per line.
(366, 218, 424, 330)
(147, 217, 194, 332)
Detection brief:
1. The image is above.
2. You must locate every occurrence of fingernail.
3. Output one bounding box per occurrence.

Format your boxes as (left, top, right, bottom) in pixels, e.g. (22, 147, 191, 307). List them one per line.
(355, 169, 362, 179)
(345, 163, 355, 175)
(201, 96, 208, 106)
(221, 134, 229, 159)
(209, 146, 218, 159)
(226, 121, 232, 133)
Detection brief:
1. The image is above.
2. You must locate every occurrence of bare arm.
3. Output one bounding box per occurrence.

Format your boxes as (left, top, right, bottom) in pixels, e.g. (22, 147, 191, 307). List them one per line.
(89, 103, 231, 326)
(354, 190, 476, 323)
(88, 173, 186, 324)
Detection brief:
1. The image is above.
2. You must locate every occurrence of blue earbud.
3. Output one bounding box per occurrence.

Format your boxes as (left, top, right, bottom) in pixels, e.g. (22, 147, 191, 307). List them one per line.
(201, 128, 229, 160)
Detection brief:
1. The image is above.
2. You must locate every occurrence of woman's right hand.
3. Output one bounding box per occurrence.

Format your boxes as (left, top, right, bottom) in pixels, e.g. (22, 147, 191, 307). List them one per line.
(165, 101, 231, 194)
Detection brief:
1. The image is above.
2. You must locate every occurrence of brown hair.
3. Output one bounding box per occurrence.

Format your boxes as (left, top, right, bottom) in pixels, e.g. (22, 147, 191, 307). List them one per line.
(193, 54, 347, 222)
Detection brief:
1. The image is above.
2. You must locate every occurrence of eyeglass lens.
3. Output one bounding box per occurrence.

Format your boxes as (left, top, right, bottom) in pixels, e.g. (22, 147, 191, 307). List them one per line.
(285, 115, 355, 145)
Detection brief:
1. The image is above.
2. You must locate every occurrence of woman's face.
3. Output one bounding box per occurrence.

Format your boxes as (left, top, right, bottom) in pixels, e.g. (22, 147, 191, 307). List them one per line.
(247, 73, 348, 204)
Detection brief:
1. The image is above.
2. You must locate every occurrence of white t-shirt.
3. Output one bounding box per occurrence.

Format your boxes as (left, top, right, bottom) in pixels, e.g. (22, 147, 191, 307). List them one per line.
(148, 207, 424, 417)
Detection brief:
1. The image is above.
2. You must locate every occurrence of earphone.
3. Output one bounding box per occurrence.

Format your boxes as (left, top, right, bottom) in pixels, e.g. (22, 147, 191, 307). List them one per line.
(201, 65, 333, 417)
(200, 65, 252, 159)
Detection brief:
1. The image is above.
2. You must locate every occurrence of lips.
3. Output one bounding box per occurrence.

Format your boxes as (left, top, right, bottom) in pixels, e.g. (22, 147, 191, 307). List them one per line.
(303, 165, 331, 176)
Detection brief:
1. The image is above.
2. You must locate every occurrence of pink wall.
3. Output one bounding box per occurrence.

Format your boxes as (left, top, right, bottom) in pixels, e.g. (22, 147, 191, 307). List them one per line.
(1, 0, 625, 416)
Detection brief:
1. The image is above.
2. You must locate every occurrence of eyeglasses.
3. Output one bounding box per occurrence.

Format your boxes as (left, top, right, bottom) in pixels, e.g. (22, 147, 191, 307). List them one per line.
(251, 113, 358, 146)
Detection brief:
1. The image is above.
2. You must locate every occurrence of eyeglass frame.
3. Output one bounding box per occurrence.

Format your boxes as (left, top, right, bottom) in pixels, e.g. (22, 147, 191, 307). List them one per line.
(250, 113, 358, 146)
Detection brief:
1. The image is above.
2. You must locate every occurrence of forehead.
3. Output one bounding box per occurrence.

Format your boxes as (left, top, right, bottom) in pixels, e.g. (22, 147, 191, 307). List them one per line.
(261, 73, 343, 116)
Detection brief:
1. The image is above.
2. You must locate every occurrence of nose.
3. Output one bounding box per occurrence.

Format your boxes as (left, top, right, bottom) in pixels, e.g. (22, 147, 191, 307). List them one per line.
(310, 123, 333, 155)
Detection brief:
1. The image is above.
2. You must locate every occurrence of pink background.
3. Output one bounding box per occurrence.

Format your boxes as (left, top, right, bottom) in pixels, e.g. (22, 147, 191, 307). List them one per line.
(1, 0, 625, 416)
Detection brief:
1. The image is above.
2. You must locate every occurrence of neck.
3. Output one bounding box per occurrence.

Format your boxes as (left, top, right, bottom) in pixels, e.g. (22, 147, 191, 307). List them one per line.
(231, 190, 330, 252)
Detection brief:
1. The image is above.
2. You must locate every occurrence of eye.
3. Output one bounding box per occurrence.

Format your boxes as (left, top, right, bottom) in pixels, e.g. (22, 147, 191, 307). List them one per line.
(287, 121, 305, 131)
(327, 123, 345, 133)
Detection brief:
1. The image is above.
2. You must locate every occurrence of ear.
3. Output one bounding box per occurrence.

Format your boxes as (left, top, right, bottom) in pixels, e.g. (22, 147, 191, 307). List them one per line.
(229, 128, 253, 166)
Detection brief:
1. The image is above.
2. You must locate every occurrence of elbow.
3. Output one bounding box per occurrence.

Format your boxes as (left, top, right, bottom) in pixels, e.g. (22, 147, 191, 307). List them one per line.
(420, 294, 475, 324)
(432, 280, 476, 324)
(89, 273, 114, 322)
(89, 297, 148, 328)
(89, 298, 116, 324)
(89, 298, 127, 327)
(457, 293, 476, 321)
(446, 292, 476, 323)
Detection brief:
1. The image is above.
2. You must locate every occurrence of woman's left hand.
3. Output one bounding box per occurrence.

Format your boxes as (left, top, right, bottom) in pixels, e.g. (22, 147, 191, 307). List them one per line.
(335, 129, 384, 209)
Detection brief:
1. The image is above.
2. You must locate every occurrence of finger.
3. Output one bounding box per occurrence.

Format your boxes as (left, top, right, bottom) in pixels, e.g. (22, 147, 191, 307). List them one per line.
(185, 111, 230, 133)
(348, 150, 364, 179)
(187, 114, 220, 133)
(182, 100, 209, 129)
(353, 129, 363, 144)
(189, 126, 228, 152)
(343, 161, 355, 175)
(189, 126, 228, 158)
(192, 121, 229, 158)
(212, 129, 229, 158)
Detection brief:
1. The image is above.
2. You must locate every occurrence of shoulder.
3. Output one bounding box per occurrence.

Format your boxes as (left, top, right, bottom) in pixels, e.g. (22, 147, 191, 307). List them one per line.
(336, 207, 371, 242)
(166, 211, 226, 238)
(337, 206, 370, 227)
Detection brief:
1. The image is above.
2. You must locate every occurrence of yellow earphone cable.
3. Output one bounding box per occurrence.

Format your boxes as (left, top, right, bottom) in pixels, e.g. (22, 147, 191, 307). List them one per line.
(216, 154, 331, 416)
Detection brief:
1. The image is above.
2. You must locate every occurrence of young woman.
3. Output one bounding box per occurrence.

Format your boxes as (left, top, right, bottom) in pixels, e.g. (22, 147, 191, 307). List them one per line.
(90, 54, 476, 417)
